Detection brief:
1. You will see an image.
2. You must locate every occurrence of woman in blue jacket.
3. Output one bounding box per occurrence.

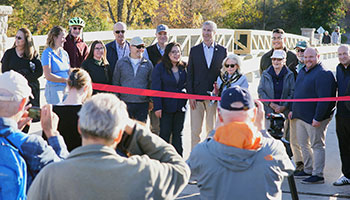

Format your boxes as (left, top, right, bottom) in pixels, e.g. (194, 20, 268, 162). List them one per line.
(152, 42, 187, 156)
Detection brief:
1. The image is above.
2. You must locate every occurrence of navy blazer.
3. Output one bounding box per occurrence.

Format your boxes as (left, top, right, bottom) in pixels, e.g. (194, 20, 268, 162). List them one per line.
(152, 62, 187, 113)
(187, 42, 227, 96)
(105, 40, 130, 73)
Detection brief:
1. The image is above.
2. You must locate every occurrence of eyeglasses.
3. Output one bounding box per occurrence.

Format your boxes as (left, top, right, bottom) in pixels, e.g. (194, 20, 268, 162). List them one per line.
(225, 64, 237, 68)
(272, 37, 283, 41)
(296, 49, 305, 53)
(94, 47, 104, 50)
(15, 36, 22, 40)
(171, 50, 181, 54)
(73, 27, 82, 30)
(115, 30, 125, 34)
(133, 45, 145, 49)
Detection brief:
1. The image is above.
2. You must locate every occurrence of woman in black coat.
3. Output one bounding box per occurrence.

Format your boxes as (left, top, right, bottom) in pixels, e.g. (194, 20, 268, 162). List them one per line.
(1, 28, 43, 107)
(81, 40, 112, 94)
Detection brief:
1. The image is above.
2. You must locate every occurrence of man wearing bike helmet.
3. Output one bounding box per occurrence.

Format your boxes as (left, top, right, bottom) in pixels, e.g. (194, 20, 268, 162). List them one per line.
(64, 17, 89, 68)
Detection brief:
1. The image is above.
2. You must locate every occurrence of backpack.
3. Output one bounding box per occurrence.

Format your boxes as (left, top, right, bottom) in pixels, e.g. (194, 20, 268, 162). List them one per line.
(0, 129, 29, 200)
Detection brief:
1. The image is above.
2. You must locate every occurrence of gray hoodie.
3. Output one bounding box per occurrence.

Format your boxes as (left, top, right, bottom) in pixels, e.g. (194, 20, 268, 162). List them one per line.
(187, 131, 295, 200)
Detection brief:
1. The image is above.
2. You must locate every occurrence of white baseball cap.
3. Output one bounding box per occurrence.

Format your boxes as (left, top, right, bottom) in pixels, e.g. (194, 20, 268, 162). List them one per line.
(271, 50, 287, 59)
(130, 36, 144, 46)
(0, 70, 32, 101)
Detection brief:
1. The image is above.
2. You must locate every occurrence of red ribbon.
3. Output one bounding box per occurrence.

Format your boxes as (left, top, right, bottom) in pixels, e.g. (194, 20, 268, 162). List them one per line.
(92, 83, 350, 102)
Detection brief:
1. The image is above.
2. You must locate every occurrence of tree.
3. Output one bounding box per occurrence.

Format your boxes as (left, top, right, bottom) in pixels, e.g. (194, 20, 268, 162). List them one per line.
(300, 0, 346, 32)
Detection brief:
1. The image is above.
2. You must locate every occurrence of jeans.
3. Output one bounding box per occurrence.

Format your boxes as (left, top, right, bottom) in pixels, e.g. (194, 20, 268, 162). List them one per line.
(336, 116, 350, 178)
(126, 102, 149, 123)
(160, 111, 185, 156)
(45, 83, 66, 105)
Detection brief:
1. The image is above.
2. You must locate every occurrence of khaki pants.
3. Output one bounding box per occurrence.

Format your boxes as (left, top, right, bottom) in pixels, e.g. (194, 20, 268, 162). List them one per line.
(295, 118, 331, 177)
(190, 100, 217, 149)
(149, 110, 160, 135)
(290, 119, 303, 163)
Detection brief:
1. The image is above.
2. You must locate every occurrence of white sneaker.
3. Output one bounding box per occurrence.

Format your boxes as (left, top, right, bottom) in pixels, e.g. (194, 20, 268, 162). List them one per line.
(333, 175, 350, 186)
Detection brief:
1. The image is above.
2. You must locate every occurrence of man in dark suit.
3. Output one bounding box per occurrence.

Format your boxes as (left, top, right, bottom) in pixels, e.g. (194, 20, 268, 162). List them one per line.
(144, 24, 169, 135)
(187, 21, 227, 149)
(106, 22, 130, 73)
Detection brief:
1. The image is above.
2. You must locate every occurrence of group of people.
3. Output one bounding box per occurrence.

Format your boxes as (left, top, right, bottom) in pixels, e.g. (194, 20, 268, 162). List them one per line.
(258, 28, 350, 186)
(0, 17, 349, 199)
(322, 26, 342, 45)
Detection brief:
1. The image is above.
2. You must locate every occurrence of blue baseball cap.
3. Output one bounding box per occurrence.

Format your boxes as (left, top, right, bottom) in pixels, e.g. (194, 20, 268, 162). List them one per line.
(220, 86, 254, 111)
(156, 24, 169, 34)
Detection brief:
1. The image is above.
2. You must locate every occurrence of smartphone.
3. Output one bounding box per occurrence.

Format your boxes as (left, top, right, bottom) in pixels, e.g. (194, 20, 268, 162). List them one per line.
(28, 106, 41, 122)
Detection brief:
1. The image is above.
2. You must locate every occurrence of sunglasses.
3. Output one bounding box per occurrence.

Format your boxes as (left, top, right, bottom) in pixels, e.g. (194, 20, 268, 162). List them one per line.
(73, 27, 82, 30)
(15, 36, 22, 40)
(296, 49, 305, 53)
(115, 30, 125, 34)
(171, 50, 181, 54)
(133, 45, 145, 49)
(225, 64, 237, 68)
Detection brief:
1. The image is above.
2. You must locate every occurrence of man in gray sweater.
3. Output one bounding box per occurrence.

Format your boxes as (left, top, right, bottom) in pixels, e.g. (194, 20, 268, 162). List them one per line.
(28, 93, 190, 200)
(113, 36, 153, 122)
(187, 86, 294, 199)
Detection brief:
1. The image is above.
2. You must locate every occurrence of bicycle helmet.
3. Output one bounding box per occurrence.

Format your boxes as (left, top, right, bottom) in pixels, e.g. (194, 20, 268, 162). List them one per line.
(69, 17, 85, 27)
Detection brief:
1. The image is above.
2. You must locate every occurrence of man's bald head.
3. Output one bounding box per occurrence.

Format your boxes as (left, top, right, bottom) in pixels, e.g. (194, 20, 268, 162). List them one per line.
(304, 47, 320, 69)
(338, 45, 350, 67)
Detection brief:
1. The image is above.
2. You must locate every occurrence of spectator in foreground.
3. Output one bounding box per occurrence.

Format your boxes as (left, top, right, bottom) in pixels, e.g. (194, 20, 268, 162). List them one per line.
(0, 71, 68, 199)
(28, 93, 190, 200)
(187, 86, 294, 199)
(52, 68, 92, 151)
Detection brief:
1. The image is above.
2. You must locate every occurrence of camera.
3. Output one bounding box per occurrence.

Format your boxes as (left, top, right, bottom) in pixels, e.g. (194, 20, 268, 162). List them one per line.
(266, 113, 285, 139)
(28, 106, 41, 122)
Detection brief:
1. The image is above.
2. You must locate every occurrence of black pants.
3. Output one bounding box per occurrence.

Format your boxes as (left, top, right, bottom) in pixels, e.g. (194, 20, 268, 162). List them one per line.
(126, 102, 148, 123)
(160, 111, 185, 156)
(336, 115, 350, 178)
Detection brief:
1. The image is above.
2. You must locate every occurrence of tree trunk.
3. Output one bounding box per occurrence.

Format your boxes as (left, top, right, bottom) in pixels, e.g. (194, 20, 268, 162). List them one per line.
(117, 0, 124, 22)
(126, 0, 134, 25)
(107, 1, 117, 24)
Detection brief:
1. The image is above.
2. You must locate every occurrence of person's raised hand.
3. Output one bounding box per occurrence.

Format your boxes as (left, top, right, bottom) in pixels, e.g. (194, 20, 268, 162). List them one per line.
(41, 104, 59, 138)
